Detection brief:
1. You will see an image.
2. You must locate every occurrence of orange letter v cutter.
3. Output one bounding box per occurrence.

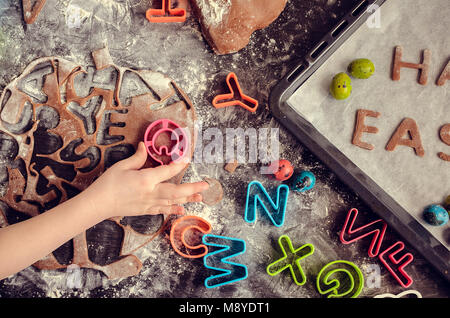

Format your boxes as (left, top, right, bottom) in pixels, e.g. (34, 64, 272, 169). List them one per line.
(212, 72, 259, 113)
(146, 0, 186, 23)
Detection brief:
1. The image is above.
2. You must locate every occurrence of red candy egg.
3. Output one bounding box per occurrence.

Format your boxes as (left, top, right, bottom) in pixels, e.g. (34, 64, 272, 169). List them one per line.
(269, 160, 294, 181)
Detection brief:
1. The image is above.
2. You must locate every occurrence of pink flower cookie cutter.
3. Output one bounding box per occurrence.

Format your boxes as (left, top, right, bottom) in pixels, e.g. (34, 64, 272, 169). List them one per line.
(144, 119, 189, 165)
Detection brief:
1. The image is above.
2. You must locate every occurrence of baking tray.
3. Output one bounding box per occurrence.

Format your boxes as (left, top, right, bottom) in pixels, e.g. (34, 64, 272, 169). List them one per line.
(270, 0, 450, 282)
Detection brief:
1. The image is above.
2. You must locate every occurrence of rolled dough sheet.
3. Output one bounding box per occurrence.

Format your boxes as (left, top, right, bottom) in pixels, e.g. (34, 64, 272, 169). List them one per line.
(287, 0, 450, 249)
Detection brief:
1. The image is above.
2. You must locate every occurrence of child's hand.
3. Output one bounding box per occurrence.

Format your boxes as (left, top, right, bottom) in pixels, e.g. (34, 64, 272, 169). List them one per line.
(0, 142, 209, 279)
(82, 142, 209, 220)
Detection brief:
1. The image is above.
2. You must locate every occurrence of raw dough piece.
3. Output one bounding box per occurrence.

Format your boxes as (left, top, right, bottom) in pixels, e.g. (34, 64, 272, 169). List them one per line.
(224, 159, 238, 173)
(0, 48, 196, 279)
(201, 178, 224, 206)
(22, 0, 46, 24)
(190, 0, 288, 54)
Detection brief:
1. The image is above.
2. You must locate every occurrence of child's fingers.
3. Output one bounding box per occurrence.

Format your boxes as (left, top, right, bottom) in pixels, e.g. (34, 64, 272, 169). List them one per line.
(187, 193, 203, 203)
(154, 193, 203, 206)
(141, 161, 188, 183)
(147, 205, 185, 216)
(156, 182, 209, 200)
(115, 142, 148, 170)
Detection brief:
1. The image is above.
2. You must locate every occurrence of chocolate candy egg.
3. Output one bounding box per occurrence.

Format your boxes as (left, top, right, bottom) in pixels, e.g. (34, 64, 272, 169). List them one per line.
(348, 58, 375, 79)
(330, 72, 352, 100)
(269, 159, 294, 181)
(423, 205, 449, 226)
(292, 171, 316, 193)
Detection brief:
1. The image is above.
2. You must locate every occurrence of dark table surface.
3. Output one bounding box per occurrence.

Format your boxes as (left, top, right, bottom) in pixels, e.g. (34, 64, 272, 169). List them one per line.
(0, 0, 448, 298)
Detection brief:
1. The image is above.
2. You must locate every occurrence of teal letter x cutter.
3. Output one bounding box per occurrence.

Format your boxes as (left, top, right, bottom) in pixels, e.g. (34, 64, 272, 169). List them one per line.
(266, 235, 315, 285)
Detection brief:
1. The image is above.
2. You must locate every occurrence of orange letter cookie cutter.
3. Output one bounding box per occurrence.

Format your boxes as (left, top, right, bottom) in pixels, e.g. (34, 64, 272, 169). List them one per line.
(146, 0, 186, 23)
(169, 215, 212, 258)
(212, 72, 259, 113)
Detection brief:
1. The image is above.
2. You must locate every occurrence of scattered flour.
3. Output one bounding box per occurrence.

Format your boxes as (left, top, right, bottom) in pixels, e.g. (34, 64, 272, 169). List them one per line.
(195, 0, 231, 26)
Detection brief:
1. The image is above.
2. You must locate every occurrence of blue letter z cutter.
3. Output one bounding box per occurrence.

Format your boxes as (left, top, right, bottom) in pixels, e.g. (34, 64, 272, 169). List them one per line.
(202, 234, 248, 288)
(244, 180, 290, 227)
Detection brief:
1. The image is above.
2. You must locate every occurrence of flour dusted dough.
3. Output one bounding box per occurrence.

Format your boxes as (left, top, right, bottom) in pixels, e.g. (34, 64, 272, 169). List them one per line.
(0, 48, 196, 279)
(22, 0, 46, 24)
(201, 178, 224, 206)
(190, 0, 288, 54)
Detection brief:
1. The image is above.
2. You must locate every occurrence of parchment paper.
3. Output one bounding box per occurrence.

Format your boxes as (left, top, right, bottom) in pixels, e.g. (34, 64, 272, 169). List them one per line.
(287, 0, 450, 249)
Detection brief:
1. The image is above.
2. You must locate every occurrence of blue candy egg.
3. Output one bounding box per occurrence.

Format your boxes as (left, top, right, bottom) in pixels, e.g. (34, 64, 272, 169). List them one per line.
(292, 171, 316, 193)
(423, 205, 449, 226)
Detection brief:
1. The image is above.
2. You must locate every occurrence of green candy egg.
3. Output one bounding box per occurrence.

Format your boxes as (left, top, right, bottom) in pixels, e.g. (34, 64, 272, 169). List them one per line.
(348, 58, 375, 79)
(330, 72, 352, 100)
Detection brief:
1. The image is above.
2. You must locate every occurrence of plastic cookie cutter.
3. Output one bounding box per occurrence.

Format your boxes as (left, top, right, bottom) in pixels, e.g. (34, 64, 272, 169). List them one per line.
(244, 180, 290, 227)
(212, 72, 259, 113)
(144, 119, 189, 165)
(373, 290, 422, 298)
(378, 241, 414, 288)
(266, 235, 314, 286)
(146, 0, 186, 23)
(339, 208, 387, 258)
(316, 260, 364, 298)
(339, 208, 414, 288)
(202, 234, 248, 288)
(169, 216, 212, 259)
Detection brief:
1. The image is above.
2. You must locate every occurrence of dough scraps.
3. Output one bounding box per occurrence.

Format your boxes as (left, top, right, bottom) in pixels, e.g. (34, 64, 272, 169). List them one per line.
(0, 47, 196, 279)
(224, 159, 239, 173)
(201, 178, 223, 206)
(22, 0, 47, 24)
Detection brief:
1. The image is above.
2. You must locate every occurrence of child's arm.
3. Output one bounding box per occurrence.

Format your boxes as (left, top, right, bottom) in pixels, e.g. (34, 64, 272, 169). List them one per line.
(0, 142, 209, 280)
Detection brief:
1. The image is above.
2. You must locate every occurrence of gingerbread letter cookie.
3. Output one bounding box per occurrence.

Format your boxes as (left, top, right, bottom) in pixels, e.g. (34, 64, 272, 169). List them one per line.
(438, 123, 450, 162)
(437, 59, 450, 86)
(385, 118, 425, 157)
(392, 46, 431, 85)
(352, 109, 381, 151)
